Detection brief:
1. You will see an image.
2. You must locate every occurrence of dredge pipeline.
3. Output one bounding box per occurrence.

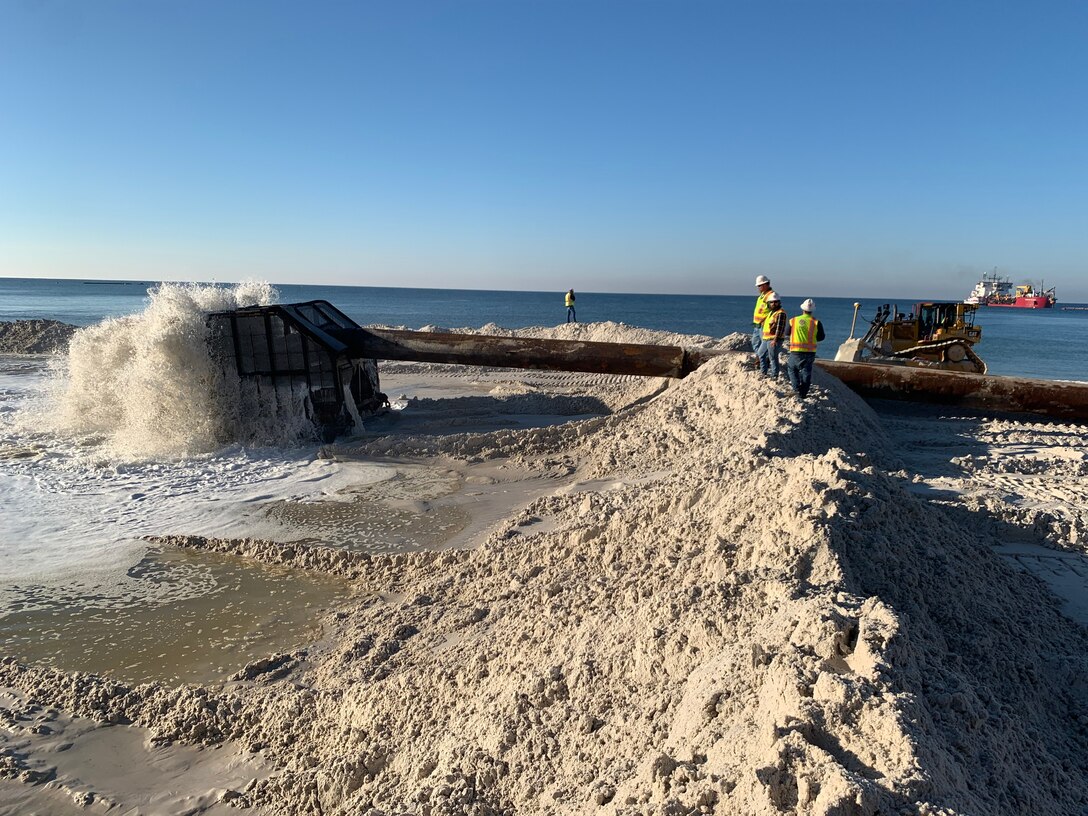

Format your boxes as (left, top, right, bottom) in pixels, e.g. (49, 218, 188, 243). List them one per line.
(209, 301, 1088, 441)
(813, 360, 1088, 421)
(361, 328, 1088, 422)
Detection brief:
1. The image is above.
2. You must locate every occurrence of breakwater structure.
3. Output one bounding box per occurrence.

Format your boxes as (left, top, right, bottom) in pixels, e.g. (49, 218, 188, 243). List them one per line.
(209, 300, 1088, 440)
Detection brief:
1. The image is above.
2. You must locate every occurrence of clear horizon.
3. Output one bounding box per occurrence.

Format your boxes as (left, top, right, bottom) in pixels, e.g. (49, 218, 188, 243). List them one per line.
(3, 2, 1086, 301)
(4, 272, 1081, 305)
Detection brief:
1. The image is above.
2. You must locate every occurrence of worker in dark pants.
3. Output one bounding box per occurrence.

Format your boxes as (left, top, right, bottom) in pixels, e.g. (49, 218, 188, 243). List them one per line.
(758, 292, 787, 379)
(786, 298, 825, 399)
(751, 275, 772, 355)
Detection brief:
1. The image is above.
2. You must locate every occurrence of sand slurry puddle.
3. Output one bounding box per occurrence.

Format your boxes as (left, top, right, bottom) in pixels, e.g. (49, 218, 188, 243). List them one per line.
(265, 457, 574, 554)
(0, 687, 270, 815)
(0, 547, 354, 686)
(264, 463, 471, 552)
(1, 454, 564, 687)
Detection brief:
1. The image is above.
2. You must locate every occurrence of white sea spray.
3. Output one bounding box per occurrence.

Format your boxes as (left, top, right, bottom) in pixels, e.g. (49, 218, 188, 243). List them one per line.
(47, 280, 318, 461)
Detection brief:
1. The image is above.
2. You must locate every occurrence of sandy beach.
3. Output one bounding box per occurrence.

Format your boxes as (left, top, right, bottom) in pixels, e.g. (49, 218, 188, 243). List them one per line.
(3, 320, 1088, 815)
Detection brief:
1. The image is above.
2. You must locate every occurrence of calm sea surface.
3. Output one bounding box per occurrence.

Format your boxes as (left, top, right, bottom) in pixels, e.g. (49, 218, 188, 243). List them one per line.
(1, 276, 1085, 381)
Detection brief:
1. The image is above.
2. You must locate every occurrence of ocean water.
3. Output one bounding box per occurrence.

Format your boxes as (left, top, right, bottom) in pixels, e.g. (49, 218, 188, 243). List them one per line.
(1, 275, 1085, 683)
(2, 276, 1085, 380)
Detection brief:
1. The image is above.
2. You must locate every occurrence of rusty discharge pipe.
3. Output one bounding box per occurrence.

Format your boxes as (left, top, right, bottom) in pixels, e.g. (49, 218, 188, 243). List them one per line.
(338, 327, 1088, 422)
(814, 359, 1088, 421)
(343, 328, 704, 378)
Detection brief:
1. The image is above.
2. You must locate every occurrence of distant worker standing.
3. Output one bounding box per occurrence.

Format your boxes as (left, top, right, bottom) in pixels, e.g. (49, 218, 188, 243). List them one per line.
(751, 275, 773, 354)
(786, 299, 826, 399)
(758, 292, 787, 379)
(565, 289, 576, 323)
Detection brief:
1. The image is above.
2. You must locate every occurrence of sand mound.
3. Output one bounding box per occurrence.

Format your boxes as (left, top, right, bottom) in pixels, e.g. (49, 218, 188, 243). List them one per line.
(403, 319, 741, 352)
(4, 325, 1087, 815)
(0, 320, 77, 354)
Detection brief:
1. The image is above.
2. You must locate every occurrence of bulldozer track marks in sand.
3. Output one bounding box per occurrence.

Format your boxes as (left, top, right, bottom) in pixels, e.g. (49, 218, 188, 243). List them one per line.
(380, 361, 639, 388)
(878, 404, 1088, 625)
(1010, 552, 1088, 579)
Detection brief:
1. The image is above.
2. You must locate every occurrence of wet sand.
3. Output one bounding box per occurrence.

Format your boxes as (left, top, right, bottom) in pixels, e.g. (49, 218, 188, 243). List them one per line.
(1, 687, 268, 816)
(1, 547, 355, 686)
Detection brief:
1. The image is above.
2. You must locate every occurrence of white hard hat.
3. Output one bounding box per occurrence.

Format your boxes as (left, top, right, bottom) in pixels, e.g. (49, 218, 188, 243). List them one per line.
(755, 275, 770, 286)
(800, 298, 815, 312)
(766, 291, 780, 302)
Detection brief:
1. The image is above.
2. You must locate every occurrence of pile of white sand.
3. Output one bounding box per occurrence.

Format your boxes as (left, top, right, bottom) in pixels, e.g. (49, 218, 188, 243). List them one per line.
(3, 323, 1088, 815)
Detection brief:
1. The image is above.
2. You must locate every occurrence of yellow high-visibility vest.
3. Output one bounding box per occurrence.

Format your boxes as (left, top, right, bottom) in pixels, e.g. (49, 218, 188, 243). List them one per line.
(761, 309, 787, 342)
(565, 292, 575, 307)
(789, 314, 820, 352)
(753, 291, 771, 325)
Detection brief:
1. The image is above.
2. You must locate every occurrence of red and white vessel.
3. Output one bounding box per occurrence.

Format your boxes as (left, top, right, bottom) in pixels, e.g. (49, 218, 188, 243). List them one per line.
(965, 271, 1056, 309)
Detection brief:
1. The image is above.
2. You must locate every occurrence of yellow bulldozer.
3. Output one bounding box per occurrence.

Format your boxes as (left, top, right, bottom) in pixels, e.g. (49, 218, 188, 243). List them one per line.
(835, 301, 986, 374)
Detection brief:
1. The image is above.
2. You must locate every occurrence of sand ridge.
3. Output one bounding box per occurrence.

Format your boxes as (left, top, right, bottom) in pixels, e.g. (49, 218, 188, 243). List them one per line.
(3, 322, 1088, 814)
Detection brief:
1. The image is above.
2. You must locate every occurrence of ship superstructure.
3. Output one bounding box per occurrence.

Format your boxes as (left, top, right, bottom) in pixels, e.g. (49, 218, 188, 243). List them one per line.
(965, 271, 1012, 305)
(965, 270, 1056, 308)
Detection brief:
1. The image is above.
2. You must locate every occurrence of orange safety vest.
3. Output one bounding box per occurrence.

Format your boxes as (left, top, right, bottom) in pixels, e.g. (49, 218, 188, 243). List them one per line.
(761, 309, 787, 342)
(789, 314, 820, 352)
(753, 291, 771, 325)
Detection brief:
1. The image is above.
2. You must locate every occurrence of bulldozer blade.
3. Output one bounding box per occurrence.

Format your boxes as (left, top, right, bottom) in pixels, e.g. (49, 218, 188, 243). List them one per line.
(833, 338, 868, 363)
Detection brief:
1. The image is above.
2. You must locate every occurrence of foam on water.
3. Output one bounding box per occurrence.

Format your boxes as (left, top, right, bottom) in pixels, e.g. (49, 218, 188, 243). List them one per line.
(0, 281, 392, 607)
(0, 414, 392, 587)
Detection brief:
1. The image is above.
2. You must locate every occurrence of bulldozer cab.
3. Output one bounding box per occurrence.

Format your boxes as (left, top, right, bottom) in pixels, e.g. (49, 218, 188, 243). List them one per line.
(912, 302, 981, 345)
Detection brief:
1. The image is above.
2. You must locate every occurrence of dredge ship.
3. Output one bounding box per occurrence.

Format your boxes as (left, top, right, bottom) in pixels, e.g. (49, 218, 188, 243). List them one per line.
(965, 270, 1056, 308)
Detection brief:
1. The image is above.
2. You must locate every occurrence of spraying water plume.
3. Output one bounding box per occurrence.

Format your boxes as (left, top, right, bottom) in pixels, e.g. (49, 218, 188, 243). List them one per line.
(52, 281, 320, 460)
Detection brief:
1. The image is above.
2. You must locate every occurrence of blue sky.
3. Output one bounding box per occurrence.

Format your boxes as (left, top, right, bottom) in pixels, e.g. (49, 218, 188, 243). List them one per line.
(1, 1, 1085, 299)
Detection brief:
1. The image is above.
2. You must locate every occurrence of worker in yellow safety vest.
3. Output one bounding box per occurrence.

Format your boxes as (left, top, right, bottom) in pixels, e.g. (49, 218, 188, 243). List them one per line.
(565, 289, 576, 323)
(758, 292, 787, 379)
(751, 275, 773, 354)
(786, 299, 826, 399)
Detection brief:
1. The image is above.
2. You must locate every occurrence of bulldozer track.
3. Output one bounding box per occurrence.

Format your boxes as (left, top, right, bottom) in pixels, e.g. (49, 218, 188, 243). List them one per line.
(883, 339, 987, 374)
